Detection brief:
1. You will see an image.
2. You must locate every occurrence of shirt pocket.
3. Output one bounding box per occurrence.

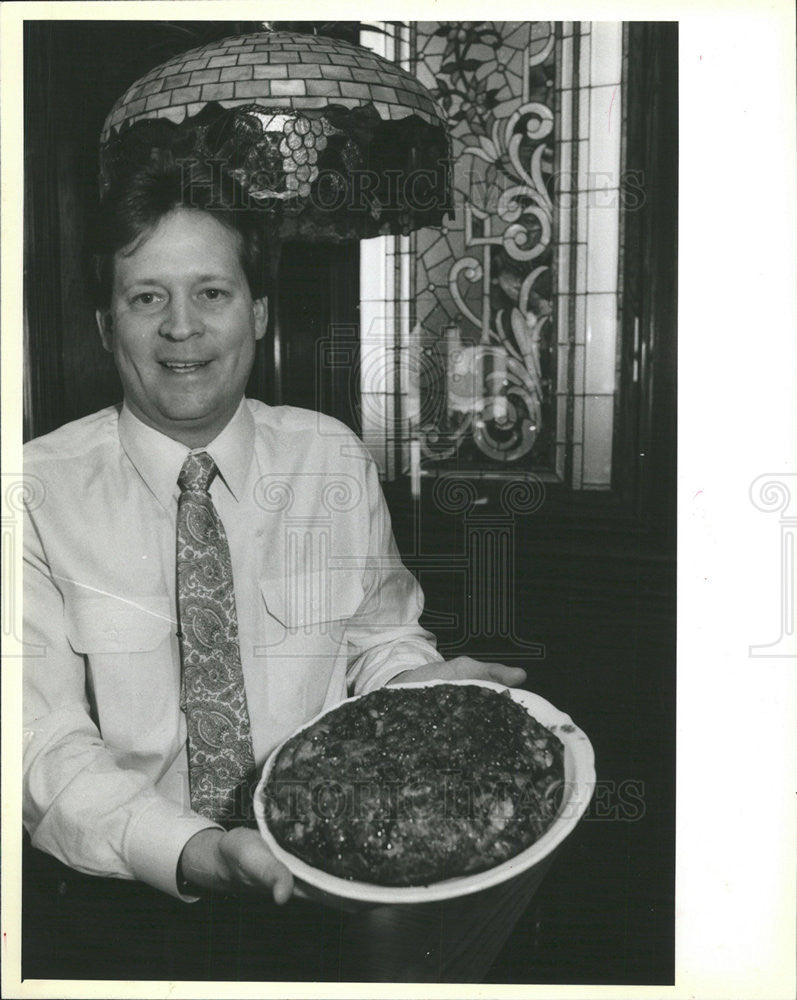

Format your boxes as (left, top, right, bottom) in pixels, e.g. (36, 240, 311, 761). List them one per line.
(257, 570, 364, 730)
(64, 595, 173, 655)
(63, 594, 178, 757)
(260, 568, 364, 638)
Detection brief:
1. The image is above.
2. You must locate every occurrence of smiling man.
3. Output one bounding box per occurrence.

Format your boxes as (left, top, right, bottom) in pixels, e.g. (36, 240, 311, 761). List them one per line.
(97, 204, 268, 447)
(22, 160, 526, 981)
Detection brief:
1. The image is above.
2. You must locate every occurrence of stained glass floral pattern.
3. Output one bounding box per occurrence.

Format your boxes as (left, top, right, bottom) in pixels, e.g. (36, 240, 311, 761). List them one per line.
(410, 21, 557, 470)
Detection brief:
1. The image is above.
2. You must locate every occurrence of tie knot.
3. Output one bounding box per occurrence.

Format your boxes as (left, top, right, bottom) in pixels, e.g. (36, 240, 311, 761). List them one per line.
(178, 451, 218, 494)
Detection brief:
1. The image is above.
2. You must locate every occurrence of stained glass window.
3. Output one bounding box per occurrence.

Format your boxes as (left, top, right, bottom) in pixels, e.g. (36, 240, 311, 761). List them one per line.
(359, 21, 625, 491)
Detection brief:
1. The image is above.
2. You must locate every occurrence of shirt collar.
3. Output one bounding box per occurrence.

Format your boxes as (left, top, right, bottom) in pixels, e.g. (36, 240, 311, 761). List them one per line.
(118, 400, 255, 510)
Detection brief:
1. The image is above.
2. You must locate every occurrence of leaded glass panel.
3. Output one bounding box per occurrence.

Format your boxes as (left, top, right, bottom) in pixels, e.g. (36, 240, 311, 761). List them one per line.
(408, 21, 557, 474)
(359, 21, 625, 490)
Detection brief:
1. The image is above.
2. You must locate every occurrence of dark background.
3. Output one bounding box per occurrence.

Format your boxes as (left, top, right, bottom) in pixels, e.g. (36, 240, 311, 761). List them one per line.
(23, 19, 676, 985)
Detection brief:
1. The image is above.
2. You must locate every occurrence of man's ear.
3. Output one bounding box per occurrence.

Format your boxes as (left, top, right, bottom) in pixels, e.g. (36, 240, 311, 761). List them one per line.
(253, 297, 268, 341)
(96, 310, 113, 352)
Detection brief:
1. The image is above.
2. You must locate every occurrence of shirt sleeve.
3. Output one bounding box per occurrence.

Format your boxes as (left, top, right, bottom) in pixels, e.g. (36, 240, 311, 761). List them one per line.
(345, 456, 444, 695)
(22, 503, 221, 901)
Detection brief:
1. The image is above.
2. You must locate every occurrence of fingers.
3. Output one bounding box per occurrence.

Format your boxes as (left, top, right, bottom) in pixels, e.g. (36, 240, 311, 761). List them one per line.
(445, 656, 527, 687)
(387, 658, 528, 688)
(486, 663, 527, 687)
(270, 864, 293, 905)
(220, 828, 294, 903)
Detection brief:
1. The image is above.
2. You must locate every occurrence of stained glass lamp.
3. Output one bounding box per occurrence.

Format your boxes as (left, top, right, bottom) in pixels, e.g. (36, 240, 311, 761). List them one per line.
(99, 30, 453, 242)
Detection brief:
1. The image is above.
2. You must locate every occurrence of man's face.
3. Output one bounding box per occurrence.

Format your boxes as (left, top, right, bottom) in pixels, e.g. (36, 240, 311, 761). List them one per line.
(97, 208, 268, 447)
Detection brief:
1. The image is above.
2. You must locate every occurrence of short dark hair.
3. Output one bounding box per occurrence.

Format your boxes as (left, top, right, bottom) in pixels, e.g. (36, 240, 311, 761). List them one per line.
(90, 159, 271, 309)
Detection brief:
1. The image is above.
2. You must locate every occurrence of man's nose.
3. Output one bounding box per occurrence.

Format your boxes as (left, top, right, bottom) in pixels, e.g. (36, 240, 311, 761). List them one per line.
(159, 295, 203, 340)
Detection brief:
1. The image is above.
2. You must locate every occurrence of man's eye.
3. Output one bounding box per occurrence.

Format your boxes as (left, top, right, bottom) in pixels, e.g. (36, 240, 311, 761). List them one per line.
(200, 288, 228, 301)
(131, 292, 161, 307)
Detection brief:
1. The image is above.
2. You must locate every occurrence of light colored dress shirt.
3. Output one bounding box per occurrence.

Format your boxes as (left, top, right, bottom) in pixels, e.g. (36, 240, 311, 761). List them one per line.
(23, 399, 442, 899)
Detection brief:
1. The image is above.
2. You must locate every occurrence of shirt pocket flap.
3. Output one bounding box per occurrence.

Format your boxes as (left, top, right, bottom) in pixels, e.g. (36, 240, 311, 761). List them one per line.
(64, 596, 173, 654)
(261, 570, 364, 629)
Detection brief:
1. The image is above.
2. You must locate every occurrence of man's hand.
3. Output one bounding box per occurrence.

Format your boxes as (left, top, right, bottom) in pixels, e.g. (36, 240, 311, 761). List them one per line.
(387, 655, 527, 688)
(178, 827, 294, 904)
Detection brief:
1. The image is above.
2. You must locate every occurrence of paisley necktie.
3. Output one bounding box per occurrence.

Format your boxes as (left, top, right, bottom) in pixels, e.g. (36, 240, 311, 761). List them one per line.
(176, 451, 256, 824)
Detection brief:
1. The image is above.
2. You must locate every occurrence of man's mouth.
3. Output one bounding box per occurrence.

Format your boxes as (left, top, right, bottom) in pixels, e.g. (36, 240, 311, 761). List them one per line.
(160, 361, 212, 374)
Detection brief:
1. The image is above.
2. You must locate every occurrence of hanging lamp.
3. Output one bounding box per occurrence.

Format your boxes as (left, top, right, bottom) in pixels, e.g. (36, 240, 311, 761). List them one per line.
(99, 30, 453, 242)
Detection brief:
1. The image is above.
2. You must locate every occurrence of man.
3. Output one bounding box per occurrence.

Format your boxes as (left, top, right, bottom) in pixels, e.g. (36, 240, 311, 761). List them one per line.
(22, 161, 526, 980)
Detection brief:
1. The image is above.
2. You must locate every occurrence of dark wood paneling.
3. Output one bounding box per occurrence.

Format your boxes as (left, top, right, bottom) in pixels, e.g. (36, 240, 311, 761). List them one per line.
(616, 22, 678, 544)
(266, 241, 361, 434)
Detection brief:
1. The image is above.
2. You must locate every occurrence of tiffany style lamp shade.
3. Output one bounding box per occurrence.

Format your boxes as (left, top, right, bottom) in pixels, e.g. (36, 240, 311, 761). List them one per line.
(98, 30, 453, 242)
